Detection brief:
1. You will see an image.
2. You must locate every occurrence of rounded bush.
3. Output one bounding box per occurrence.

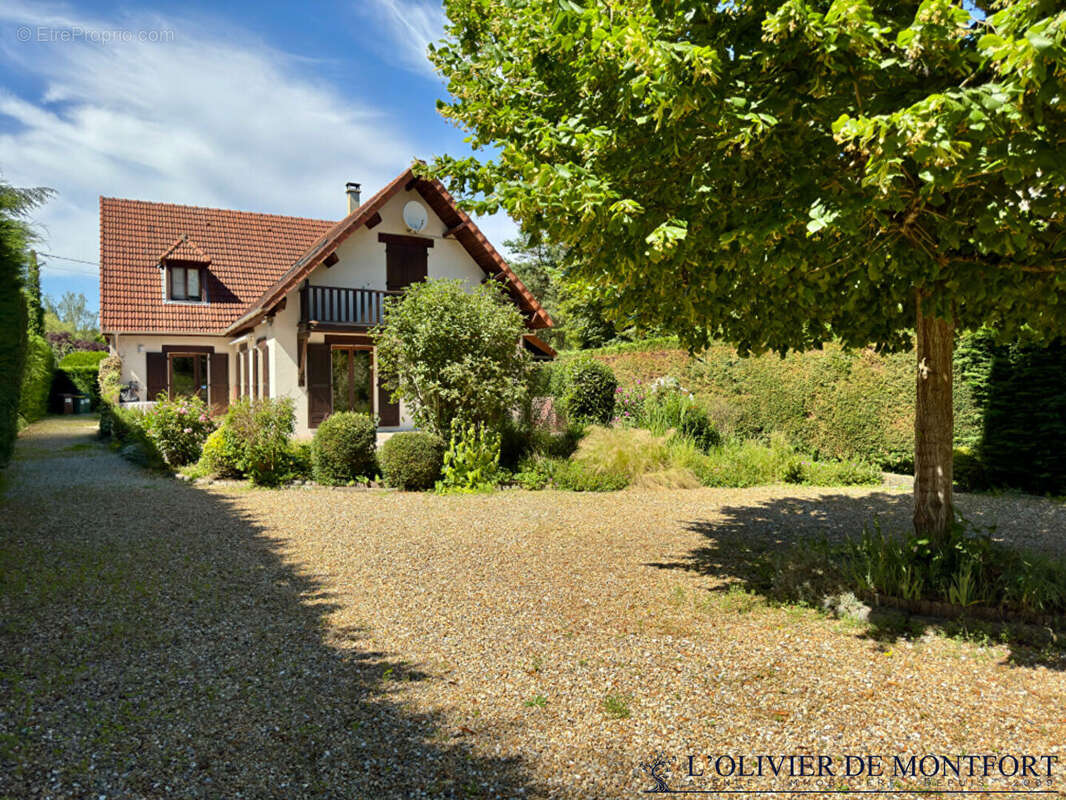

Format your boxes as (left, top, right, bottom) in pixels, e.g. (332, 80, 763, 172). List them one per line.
(200, 426, 244, 478)
(312, 412, 377, 485)
(379, 431, 445, 490)
(676, 407, 721, 452)
(550, 356, 617, 425)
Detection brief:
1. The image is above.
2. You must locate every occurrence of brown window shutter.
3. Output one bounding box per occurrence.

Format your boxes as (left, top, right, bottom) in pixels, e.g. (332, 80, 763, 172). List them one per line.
(146, 352, 167, 401)
(386, 243, 428, 291)
(377, 382, 400, 427)
(209, 353, 229, 414)
(251, 349, 259, 400)
(307, 343, 332, 428)
(259, 343, 270, 398)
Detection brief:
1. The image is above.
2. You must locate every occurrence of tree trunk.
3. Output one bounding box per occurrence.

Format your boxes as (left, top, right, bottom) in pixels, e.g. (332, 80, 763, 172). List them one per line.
(913, 294, 954, 541)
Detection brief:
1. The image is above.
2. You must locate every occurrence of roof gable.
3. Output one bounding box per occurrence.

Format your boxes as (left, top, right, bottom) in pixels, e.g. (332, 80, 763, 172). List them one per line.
(226, 168, 552, 334)
(159, 234, 211, 265)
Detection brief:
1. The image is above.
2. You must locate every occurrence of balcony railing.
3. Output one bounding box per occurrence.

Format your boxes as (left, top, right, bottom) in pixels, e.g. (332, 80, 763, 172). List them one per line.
(299, 284, 400, 327)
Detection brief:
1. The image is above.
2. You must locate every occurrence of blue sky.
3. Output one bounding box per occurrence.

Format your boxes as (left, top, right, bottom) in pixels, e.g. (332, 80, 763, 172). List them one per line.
(0, 0, 514, 313)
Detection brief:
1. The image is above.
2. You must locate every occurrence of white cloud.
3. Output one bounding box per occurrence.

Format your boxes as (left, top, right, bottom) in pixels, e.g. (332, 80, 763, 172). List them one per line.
(0, 2, 422, 283)
(358, 0, 446, 79)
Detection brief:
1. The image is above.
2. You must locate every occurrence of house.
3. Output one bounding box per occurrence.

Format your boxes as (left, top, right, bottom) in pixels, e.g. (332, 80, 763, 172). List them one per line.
(99, 167, 555, 436)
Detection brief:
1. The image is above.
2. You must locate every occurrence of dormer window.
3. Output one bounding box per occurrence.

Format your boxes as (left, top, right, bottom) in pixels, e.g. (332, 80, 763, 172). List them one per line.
(158, 234, 212, 304)
(168, 264, 203, 301)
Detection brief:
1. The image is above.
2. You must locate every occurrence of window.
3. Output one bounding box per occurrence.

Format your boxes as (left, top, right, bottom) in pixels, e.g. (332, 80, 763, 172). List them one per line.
(168, 265, 203, 301)
(331, 347, 373, 414)
(169, 353, 208, 400)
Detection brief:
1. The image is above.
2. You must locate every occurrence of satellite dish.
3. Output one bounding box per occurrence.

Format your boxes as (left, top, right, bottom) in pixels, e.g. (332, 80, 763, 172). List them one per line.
(402, 201, 428, 233)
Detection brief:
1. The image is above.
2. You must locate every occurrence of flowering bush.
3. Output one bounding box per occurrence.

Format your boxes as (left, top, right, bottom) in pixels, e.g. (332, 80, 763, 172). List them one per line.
(141, 395, 215, 466)
(613, 383, 646, 426)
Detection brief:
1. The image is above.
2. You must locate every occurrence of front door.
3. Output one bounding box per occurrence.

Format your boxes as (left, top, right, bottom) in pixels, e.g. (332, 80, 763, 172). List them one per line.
(331, 347, 373, 415)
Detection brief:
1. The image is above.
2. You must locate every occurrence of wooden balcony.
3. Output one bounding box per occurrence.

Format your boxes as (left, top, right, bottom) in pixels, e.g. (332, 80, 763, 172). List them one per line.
(299, 284, 400, 329)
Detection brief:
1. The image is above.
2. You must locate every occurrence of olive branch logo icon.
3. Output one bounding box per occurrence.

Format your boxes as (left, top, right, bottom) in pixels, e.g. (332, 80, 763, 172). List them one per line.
(641, 751, 673, 793)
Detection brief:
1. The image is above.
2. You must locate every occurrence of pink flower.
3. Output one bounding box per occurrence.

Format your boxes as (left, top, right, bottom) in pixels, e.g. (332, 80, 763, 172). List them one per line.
(183, 427, 193, 434)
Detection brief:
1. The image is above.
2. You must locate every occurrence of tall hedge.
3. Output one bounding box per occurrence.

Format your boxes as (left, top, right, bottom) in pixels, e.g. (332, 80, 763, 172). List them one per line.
(18, 334, 54, 424)
(959, 333, 1066, 495)
(58, 350, 108, 409)
(575, 339, 984, 473)
(0, 282, 27, 464)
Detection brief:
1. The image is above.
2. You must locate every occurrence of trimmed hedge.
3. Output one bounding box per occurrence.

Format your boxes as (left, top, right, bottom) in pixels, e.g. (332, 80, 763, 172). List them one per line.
(58, 350, 108, 409)
(379, 431, 445, 490)
(19, 333, 54, 424)
(0, 271, 27, 465)
(963, 333, 1066, 494)
(571, 339, 985, 473)
(312, 412, 377, 485)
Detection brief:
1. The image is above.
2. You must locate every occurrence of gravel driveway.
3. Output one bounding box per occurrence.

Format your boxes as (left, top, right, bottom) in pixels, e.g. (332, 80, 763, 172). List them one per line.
(2, 417, 1065, 799)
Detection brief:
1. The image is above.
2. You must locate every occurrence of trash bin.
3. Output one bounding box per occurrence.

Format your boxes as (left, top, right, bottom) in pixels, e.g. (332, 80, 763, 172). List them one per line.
(62, 395, 75, 414)
(76, 396, 91, 414)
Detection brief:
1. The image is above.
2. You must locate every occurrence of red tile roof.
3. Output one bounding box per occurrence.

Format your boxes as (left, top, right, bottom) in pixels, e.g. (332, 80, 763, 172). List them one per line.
(159, 234, 211, 264)
(99, 198, 332, 333)
(100, 168, 553, 336)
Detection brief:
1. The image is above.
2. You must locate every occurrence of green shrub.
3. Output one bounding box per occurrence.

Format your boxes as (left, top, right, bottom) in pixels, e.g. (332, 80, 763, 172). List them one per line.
(530, 425, 584, 459)
(787, 457, 882, 487)
(98, 403, 166, 470)
(513, 455, 555, 490)
(199, 426, 245, 478)
(690, 434, 797, 488)
(498, 419, 534, 471)
(288, 440, 314, 481)
(437, 421, 501, 493)
(58, 350, 108, 409)
(18, 334, 53, 424)
(97, 353, 122, 405)
(380, 431, 445, 490)
(312, 411, 377, 485)
(550, 356, 617, 424)
(140, 395, 215, 466)
(59, 350, 108, 368)
(640, 383, 721, 452)
(375, 279, 530, 438)
(235, 397, 296, 486)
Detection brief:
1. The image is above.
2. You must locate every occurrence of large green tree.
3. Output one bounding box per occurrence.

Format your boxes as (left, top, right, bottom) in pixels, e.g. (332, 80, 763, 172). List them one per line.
(429, 0, 1066, 540)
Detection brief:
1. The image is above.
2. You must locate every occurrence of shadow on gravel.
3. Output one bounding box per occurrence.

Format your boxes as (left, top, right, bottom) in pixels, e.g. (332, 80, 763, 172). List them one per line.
(0, 420, 536, 798)
(648, 492, 1066, 672)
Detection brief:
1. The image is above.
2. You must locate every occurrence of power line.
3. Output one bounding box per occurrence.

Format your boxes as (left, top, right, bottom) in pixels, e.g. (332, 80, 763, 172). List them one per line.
(35, 251, 99, 266)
